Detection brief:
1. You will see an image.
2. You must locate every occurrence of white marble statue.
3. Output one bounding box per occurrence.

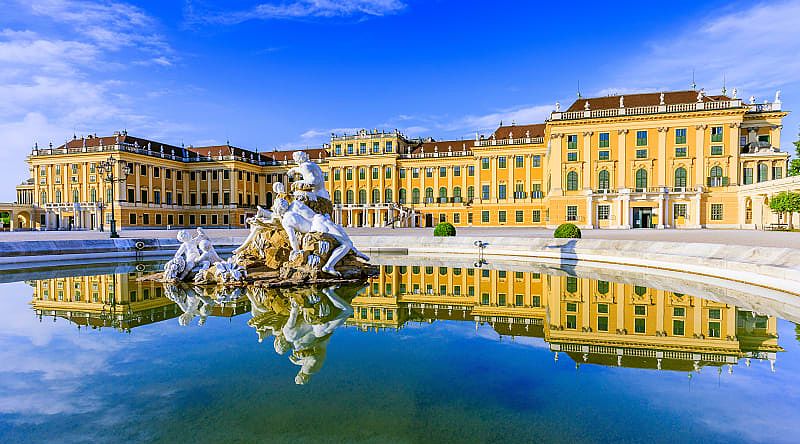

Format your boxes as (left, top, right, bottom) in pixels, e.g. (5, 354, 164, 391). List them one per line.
(163, 228, 226, 282)
(584, 100, 590, 111)
(775, 90, 781, 104)
(272, 196, 369, 276)
(286, 151, 329, 201)
(659, 92, 665, 105)
(619, 96, 624, 108)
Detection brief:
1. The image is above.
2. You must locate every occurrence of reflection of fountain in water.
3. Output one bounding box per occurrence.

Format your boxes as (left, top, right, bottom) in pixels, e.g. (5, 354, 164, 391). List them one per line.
(246, 285, 354, 384)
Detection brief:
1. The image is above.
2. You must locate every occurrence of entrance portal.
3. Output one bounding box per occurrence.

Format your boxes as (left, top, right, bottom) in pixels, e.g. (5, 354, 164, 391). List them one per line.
(632, 207, 654, 229)
(425, 213, 433, 228)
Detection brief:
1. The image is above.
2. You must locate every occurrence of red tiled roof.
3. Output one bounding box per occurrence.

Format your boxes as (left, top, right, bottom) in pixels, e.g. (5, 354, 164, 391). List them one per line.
(566, 90, 732, 112)
(263, 148, 328, 162)
(411, 139, 475, 154)
(58, 134, 197, 158)
(492, 123, 546, 139)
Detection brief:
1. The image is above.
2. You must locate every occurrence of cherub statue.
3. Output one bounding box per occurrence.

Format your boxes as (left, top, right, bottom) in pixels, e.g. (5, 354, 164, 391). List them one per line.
(233, 205, 276, 255)
(162, 229, 202, 281)
(273, 196, 369, 276)
(286, 151, 329, 200)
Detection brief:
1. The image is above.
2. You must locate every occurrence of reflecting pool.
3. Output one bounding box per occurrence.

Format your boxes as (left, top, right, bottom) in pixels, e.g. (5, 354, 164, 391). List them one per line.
(1, 260, 799, 443)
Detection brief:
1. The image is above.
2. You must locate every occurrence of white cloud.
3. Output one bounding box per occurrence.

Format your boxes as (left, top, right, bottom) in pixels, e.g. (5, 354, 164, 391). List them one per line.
(187, 0, 406, 24)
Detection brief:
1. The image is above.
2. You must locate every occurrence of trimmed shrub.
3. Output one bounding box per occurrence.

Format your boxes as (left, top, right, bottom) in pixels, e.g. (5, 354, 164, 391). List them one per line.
(554, 223, 581, 239)
(433, 222, 457, 237)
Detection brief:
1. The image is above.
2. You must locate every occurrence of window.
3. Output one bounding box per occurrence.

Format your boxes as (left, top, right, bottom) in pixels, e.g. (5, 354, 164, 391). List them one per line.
(481, 293, 490, 305)
(359, 189, 367, 204)
(566, 171, 578, 190)
(359, 143, 366, 154)
(153, 167, 160, 178)
(708, 166, 725, 187)
(385, 141, 393, 152)
(334, 169, 340, 181)
(515, 294, 523, 306)
(635, 318, 646, 334)
(425, 168, 433, 178)
(453, 213, 460, 224)
(425, 187, 433, 203)
(708, 321, 721, 338)
(673, 307, 685, 317)
(532, 155, 541, 167)
(741, 167, 753, 185)
(515, 156, 524, 168)
(758, 163, 769, 182)
(372, 188, 380, 204)
(498, 294, 506, 306)
(372, 142, 380, 153)
(467, 186, 474, 200)
(598, 150, 610, 161)
(711, 203, 723, 220)
(515, 210, 523, 223)
(634, 305, 647, 315)
(140, 189, 148, 204)
(532, 210, 541, 222)
(453, 187, 462, 203)
(635, 169, 647, 189)
(398, 168, 406, 179)
(674, 203, 687, 220)
(711, 126, 723, 143)
(598, 205, 610, 220)
(773, 166, 783, 180)
(129, 213, 136, 225)
(481, 211, 489, 223)
(481, 158, 489, 169)
(675, 147, 687, 157)
(385, 189, 392, 203)
(599, 132, 609, 148)
(481, 185, 490, 200)
(598, 170, 610, 190)
(636, 130, 648, 146)
(597, 316, 609, 332)
(411, 188, 420, 204)
(498, 157, 507, 169)
(438, 187, 447, 203)
(398, 188, 406, 204)
(453, 166, 461, 176)
(567, 134, 578, 149)
(566, 315, 577, 329)
(531, 183, 542, 199)
(498, 184, 506, 200)
(140, 165, 147, 176)
(597, 281, 609, 294)
(636, 149, 648, 159)
(385, 167, 392, 179)
(566, 205, 577, 221)
(359, 168, 366, 180)
(672, 319, 685, 336)
(711, 145, 723, 156)
(372, 167, 379, 180)
(439, 167, 446, 177)
(670, 167, 687, 189)
(675, 128, 687, 144)
(567, 152, 578, 162)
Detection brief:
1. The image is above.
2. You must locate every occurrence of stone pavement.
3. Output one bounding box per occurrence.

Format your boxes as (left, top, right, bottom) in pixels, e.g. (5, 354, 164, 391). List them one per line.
(0, 227, 799, 248)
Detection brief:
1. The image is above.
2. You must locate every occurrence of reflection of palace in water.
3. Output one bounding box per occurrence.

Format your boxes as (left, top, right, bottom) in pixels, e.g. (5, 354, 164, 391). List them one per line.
(30, 270, 250, 332)
(348, 266, 783, 372)
(28, 266, 784, 373)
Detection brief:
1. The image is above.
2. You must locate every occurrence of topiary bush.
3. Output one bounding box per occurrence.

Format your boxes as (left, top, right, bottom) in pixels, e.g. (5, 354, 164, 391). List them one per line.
(433, 222, 456, 237)
(554, 223, 581, 239)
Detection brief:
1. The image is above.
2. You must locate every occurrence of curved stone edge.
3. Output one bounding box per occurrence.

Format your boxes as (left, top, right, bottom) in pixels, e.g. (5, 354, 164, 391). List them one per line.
(352, 236, 800, 297)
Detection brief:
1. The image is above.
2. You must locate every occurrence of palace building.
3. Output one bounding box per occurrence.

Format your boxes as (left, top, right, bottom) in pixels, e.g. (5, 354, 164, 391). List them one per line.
(6, 88, 795, 231)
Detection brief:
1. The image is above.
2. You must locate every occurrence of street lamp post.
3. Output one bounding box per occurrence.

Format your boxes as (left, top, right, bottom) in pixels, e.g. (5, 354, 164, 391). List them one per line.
(96, 156, 131, 238)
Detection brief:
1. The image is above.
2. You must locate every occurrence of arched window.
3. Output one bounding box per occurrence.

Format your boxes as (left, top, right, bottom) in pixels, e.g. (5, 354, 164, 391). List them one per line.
(566, 277, 578, 293)
(634, 286, 647, 296)
(384, 188, 392, 203)
(438, 186, 447, 203)
(758, 163, 768, 182)
(674, 167, 687, 188)
(399, 188, 407, 204)
(40, 191, 47, 204)
(372, 188, 380, 204)
(333, 190, 342, 204)
(710, 166, 723, 177)
(453, 186, 462, 203)
(55, 190, 62, 203)
(358, 189, 367, 204)
(346, 190, 354, 204)
(90, 188, 97, 202)
(566, 171, 578, 190)
(635, 169, 647, 189)
(412, 188, 420, 204)
(709, 165, 724, 186)
(598, 170, 610, 190)
(467, 186, 474, 200)
(597, 280, 609, 294)
(425, 187, 433, 203)
(72, 189, 79, 203)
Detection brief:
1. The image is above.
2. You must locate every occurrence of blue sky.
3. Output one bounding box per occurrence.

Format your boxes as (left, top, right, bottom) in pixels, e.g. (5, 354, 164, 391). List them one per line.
(1, 0, 799, 200)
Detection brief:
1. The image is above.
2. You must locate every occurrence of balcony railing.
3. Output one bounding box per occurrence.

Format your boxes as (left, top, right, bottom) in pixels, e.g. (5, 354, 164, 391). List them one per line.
(398, 150, 472, 159)
(550, 99, 744, 121)
(707, 177, 729, 187)
(475, 137, 544, 147)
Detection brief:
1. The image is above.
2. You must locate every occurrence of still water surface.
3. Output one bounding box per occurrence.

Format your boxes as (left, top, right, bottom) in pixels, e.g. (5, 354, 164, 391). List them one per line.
(0, 260, 799, 443)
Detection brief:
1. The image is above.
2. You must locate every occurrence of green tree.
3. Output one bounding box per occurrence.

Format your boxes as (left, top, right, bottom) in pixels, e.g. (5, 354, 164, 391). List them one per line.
(789, 127, 800, 176)
(769, 191, 800, 229)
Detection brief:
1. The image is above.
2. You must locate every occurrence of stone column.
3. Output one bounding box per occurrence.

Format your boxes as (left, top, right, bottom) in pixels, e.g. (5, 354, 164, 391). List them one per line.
(617, 130, 628, 190)
(657, 127, 668, 186)
(692, 194, 702, 228)
(585, 193, 593, 229)
(8, 210, 14, 232)
(619, 191, 631, 229)
(695, 125, 707, 187)
(657, 193, 666, 229)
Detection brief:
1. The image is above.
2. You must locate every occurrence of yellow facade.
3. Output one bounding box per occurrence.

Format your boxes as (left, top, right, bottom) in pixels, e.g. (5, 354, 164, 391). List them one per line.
(13, 90, 791, 230)
(348, 265, 782, 370)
